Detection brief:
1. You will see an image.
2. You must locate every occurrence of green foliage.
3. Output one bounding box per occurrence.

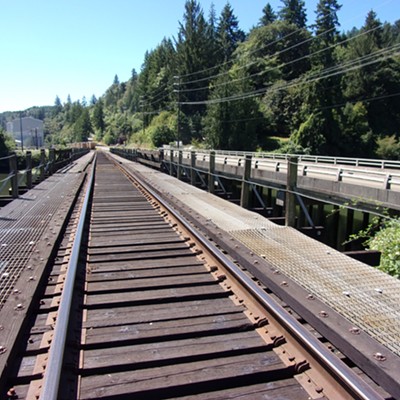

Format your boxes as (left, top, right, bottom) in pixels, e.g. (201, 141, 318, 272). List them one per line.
(367, 217, 400, 277)
(10, 1, 400, 158)
(376, 135, 400, 160)
(152, 125, 176, 147)
(0, 127, 15, 156)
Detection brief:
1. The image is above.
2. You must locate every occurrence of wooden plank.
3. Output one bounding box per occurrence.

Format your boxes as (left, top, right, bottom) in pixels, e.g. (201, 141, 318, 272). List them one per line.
(79, 351, 291, 399)
(87, 265, 208, 282)
(84, 298, 243, 328)
(82, 331, 270, 370)
(88, 248, 200, 263)
(89, 234, 186, 247)
(88, 258, 204, 273)
(85, 284, 230, 307)
(87, 241, 189, 255)
(175, 379, 309, 400)
(84, 313, 252, 345)
(87, 273, 214, 292)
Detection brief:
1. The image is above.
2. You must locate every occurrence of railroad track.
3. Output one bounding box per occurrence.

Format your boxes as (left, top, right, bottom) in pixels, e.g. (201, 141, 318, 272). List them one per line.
(0, 151, 397, 399)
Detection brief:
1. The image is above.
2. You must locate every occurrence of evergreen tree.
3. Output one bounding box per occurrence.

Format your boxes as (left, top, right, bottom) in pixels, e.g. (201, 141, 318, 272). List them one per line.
(260, 3, 277, 26)
(74, 108, 92, 142)
(279, 0, 307, 29)
(313, 0, 342, 67)
(217, 3, 245, 62)
(54, 96, 62, 115)
(293, 0, 343, 155)
(90, 95, 97, 106)
(92, 98, 105, 134)
(175, 0, 218, 141)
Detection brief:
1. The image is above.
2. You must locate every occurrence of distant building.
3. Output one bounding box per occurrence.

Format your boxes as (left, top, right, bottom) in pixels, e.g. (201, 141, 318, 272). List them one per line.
(6, 116, 44, 148)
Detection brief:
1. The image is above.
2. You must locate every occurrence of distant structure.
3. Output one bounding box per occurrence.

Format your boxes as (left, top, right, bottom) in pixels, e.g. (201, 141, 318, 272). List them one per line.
(6, 116, 44, 148)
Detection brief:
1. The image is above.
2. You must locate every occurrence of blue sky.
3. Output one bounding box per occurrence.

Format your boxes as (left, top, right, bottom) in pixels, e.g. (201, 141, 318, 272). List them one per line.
(0, 0, 398, 112)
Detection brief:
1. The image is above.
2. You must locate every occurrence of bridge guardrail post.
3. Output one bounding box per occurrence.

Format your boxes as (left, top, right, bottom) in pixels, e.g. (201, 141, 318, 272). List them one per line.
(240, 155, 252, 208)
(170, 150, 174, 176)
(285, 156, 298, 227)
(26, 151, 32, 189)
(190, 151, 196, 186)
(208, 151, 215, 194)
(177, 150, 183, 180)
(49, 148, 55, 175)
(9, 153, 18, 198)
(40, 149, 45, 181)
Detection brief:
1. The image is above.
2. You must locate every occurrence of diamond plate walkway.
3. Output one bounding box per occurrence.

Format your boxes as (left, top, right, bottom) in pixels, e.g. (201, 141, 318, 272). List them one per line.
(115, 153, 400, 358)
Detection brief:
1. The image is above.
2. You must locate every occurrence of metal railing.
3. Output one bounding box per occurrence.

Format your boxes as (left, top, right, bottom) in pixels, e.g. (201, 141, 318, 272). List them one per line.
(0, 148, 89, 199)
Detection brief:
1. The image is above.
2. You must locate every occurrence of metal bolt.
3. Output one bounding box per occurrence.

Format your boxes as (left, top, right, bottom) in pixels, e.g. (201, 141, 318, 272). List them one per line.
(307, 294, 315, 300)
(374, 352, 386, 362)
(0, 346, 7, 354)
(15, 304, 24, 311)
(281, 281, 288, 287)
(349, 327, 360, 335)
(319, 311, 328, 318)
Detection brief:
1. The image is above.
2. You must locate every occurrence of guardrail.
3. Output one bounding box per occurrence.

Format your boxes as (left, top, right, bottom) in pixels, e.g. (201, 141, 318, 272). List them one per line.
(165, 148, 400, 170)
(111, 147, 400, 215)
(0, 148, 89, 200)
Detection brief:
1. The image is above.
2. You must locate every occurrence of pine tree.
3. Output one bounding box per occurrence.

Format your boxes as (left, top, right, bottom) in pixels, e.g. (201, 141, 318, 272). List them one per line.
(217, 3, 245, 62)
(175, 0, 218, 140)
(260, 3, 277, 26)
(279, 0, 307, 29)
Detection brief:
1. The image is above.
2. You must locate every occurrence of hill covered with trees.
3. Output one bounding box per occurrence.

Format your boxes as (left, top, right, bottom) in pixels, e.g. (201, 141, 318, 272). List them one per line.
(2, 0, 400, 158)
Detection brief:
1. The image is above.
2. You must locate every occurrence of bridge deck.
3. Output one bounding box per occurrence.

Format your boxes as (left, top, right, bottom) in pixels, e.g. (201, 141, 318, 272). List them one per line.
(114, 153, 400, 358)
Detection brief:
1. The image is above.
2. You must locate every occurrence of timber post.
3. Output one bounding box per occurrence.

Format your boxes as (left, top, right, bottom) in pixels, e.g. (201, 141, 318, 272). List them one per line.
(208, 151, 215, 194)
(170, 150, 174, 176)
(9, 153, 18, 198)
(26, 151, 32, 189)
(40, 149, 45, 181)
(49, 148, 55, 175)
(190, 151, 196, 186)
(285, 156, 298, 227)
(240, 155, 252, 208)
(177, 150, 183, 180)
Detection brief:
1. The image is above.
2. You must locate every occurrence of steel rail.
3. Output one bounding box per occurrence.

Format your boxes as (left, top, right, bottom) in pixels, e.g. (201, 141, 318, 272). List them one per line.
(117, 159, 385, 400)
(39, 154, 96, 400)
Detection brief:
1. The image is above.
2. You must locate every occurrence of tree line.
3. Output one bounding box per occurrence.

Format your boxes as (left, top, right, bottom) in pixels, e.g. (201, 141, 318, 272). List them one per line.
(2, 0, 400, 158)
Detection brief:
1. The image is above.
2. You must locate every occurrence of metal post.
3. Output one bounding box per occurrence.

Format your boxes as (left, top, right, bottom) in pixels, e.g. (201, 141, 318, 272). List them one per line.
(240, 155, 252, 208)
(190, 151, 196, 186)
(40, 149, 45, 181)
(177, 150, 183, 180)
(26, 151, 32, 189)
(285, 156, 298, 227)
(9, 153, 18, 198)
(208, 151, 215, 194)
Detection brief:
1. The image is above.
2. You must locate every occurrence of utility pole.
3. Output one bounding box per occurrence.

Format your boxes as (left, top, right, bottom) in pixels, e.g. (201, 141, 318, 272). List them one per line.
(173, 76, 181, 149)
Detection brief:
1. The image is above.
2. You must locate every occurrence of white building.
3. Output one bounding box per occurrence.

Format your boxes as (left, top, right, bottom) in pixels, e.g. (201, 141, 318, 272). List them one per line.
(6, 116, 44, 148)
